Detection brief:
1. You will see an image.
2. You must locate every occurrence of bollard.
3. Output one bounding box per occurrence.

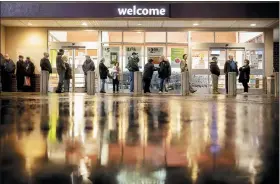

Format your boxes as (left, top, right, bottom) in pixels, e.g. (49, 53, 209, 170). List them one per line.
(134, 71, 142, 95)
(228, 72, 237, 96)
(255, 78, 259, 88)
(40, 71, 49, 94)
(267, 76, 275, 95)
(263, 76, 267, 94)
(181, 71, 190, 96)
(274, 72, 279, 96)
(87, 71, 95, 95)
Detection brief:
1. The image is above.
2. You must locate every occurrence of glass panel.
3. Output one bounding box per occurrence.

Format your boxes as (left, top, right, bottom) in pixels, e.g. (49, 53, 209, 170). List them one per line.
(227, 50, 245, 68)
(245, 50, 263, 69)
(191, 32, 214, 43)
(215, 32, 238, 43)
(145, 44, 166, 66)
(249, 75, 263, 89)
(123, 32, 144, 43)
(192, 50, 209, 69)
(209, 49, 226, 69)
(145, 32, 166, 42)
(192, 75, 209, 88)
(168, 32, 188, 43)
(239, 32, 264, 43)
(49, 31, 98, 42)
(102, 32, 122, 42)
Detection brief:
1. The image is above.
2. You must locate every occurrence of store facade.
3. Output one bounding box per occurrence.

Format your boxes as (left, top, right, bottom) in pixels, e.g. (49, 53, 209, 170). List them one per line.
(1, 2, 278, 93)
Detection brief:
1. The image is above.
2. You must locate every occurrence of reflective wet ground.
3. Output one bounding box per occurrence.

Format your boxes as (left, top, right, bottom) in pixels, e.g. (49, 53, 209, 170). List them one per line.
(0, 93, 278, 184)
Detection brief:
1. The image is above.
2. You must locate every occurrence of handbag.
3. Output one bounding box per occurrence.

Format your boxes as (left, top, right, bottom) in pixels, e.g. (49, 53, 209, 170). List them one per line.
(24, 76, 31, 87)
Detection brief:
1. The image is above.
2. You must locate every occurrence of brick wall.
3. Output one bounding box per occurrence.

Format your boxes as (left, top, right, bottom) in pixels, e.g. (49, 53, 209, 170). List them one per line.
(273, 42, 279, 72)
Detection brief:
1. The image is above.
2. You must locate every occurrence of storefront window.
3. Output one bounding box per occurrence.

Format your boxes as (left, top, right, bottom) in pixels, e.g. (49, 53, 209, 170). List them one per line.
(145, 32, 166, 42)
(239, 32, 264, 43)
(102, 31, 122, 42)
(167, 45, 188, 69)
(245, 50, 263, 69)
(123, 45, 144, 71)
(192, 50, 209, 69)
(191, 32, 214, 43)
(145, 44, 165, 66)
(123, 32, 144, 43)
(215, 32, 238, 43)
(167, 32, 188, 43)
(49, 30, 98, 42)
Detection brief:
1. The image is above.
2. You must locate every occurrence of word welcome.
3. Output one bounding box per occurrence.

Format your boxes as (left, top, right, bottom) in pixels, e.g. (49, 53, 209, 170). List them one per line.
(118, 5, 166, 16)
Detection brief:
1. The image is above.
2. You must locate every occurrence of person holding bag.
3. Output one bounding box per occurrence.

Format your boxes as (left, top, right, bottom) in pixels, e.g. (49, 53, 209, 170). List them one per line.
(238, 59, 250, 94)
(23, 57, 35, 92)
(112, 62, 120, 93)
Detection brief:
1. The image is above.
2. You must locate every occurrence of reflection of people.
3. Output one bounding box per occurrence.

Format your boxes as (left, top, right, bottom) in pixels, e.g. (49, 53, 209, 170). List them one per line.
(56, 49, 65, 93)
(99, 58, 108, 93)
(126, 52, 139, 93)
(112, 62, 120, 93)
(158, 56, 171, 93)
(16, 55, 25, 91)
(210, 57, 220, 94)
(82, 55, 95, 92)
(1, 54, 15, 92)
(63, 55, 72, 92)
(143, 58, 156, 93)
(224, 55, 239, 94)
(181, 54, 196, 93)
(239, 59, 250, 94)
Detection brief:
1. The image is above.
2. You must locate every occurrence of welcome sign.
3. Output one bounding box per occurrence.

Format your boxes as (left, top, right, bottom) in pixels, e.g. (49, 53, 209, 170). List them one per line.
(116, 4, 169, 17)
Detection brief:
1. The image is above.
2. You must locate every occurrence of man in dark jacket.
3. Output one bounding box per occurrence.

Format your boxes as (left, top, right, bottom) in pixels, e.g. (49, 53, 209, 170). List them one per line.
(158, 56, 171, 93)
(126, 52, 139, 92)
(143, 58, 157, 93)
(1, 54, 15, 92)
(16, 55, 25, 91)
(99, 58, 108, 93)
(40, 52, 52, 74)
(210, 57, 220, 94)
(224, 55, 239, 94)
(56, 49, 65, 93)
(82, 55, 95, 92)
(23, 57, 35, 92)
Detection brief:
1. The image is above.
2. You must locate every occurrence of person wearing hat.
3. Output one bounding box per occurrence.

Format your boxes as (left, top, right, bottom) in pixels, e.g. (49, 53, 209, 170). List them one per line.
(56, 49, 66, 93)
(23, 56, 35, 92)
(143, 58, 157, 93)
(126, 52, 139, 92)
(210, 56, 220, 94)
(16, 55, 25, 91)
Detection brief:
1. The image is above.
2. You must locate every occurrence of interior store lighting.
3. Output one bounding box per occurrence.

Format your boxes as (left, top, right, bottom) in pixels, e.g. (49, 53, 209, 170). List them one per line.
(27, 22, 32, 26)
(193, 23, 199, 26)
(137, 23, 142, 25)
(82, 22, 88, 26)
(250, 23, 256, 27)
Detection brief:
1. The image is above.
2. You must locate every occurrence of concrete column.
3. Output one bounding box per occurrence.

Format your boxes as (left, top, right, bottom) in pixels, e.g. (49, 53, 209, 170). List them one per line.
(274, 72, 279, 96)
(267, 76, 275, 95)
(228, 72, 237, 96)
(181, 71, 190, 96)
(264, 29, 274, 77)
(40, 71, 49, 94)
(134, 71, 142, 95)
(87, 71, 95, 95)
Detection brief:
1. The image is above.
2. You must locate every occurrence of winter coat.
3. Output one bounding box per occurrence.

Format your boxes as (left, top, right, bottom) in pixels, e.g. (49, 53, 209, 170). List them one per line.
(1, 59, 15, 74)
(65, 62, 72, 80)
(82, 59, 95, 75)
(180, 59, 188, 72)
(210, 61, 220, 76)
(224, 60, 239, 76)
(238, 65, 250, 83)
(112, 66, 120, 80)
(40, 58, 52, 74)
(143, 62, 156, 80)
(16, 60, 25, 77)
(158, 60, 171, 79)
(99, 62, 108, 79)
(56, 53, 66, 73)
(23, 61, 35, 76)
(126, 57, 139, 72)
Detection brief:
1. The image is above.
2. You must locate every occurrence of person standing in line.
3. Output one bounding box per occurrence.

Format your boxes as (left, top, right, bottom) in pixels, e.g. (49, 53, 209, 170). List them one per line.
(181, 54, 197, 93)
(158, 56, 171, 93)
(23, 57, 35, 92)
(16, 55, 25, 92)
(239, 59, 251, 94)
(99, 58, 108, 93)
(112, 62, 120, 93)
(82, 55, 95, 92)
(56, 49, 65, 93)
(143, 58, 157, 93)
(210, 56, 220, 94)
(224, 55, 239, 94)
(40, 52, 52, 75)
(63, 55, 72, 92)
(1, 54, 15, 92)
(126, 52, 139, 93)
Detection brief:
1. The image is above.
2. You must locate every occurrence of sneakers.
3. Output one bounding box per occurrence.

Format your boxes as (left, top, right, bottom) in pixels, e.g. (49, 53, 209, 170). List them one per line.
(159, 91, 162, 94)
(242, 92, 248, 95)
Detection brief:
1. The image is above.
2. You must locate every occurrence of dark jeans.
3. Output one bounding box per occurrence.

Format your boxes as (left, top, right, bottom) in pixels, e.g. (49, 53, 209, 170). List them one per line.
(242, 81, 249, 92)
(2, 73, 13, 92)
(113, 79, 119, 92)
(129, 71, 134, 92)
(143, 78, 151, 93)
(159, 78, 167, 92)
(16, 74, 24, 91)
(57, 71, 65, 92)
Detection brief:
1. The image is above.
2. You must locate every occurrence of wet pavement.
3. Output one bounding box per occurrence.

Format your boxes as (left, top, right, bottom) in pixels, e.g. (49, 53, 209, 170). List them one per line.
(0, 93, 279, 184)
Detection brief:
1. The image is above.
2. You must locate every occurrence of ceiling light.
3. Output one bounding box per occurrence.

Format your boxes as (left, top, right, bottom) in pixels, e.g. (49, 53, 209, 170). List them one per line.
(82, 22, 88, 26)
(137, 31, 142, 33)
(137, 23, 142, 26)
(27, 22, 32, 26)
(193, 23, 199, 26)
(250, 23, 256, 27)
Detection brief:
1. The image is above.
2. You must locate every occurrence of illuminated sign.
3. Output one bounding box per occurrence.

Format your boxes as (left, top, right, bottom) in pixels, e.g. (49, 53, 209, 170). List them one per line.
(118, 5, 166, 16)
